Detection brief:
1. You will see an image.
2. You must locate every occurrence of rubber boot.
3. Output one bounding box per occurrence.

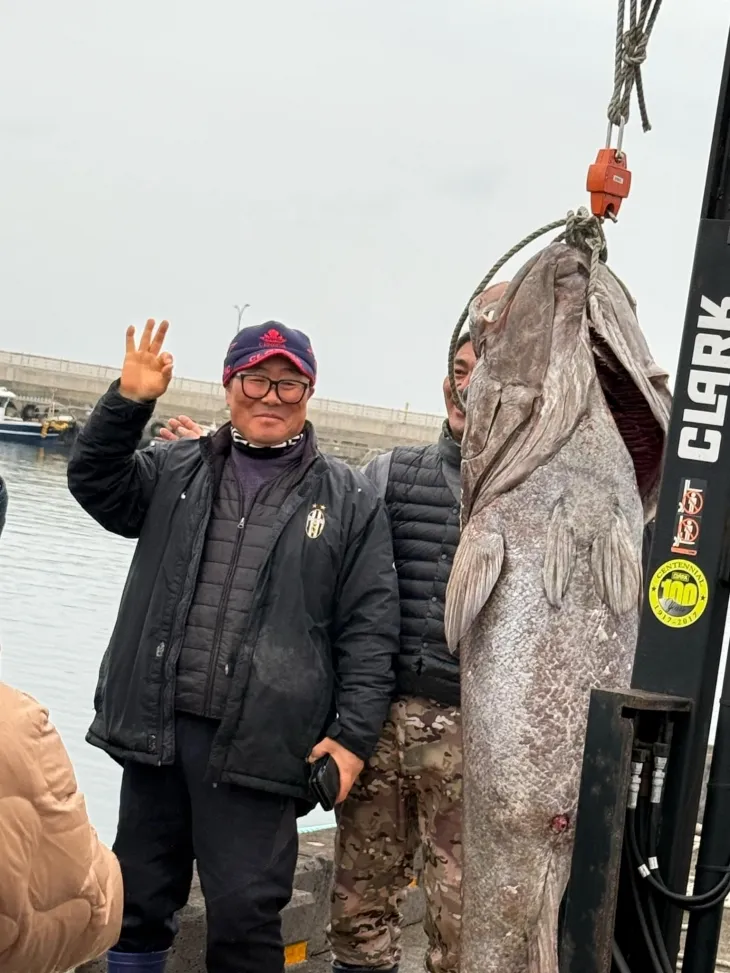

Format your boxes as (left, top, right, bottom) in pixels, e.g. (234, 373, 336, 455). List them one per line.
(107, 949, 170, 972)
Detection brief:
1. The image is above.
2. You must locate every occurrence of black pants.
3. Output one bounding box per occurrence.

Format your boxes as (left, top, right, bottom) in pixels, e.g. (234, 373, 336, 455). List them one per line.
(112, 714, 299, 973)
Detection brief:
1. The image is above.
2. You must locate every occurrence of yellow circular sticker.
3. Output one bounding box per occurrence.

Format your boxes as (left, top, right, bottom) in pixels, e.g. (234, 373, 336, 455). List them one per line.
(648, 559, 709, 628)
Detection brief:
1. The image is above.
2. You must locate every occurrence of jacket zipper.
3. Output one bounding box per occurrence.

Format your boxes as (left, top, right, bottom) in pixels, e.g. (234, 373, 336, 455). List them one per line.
(209, 552, 267, 787)
(203, 502, 247, 715)
(208, 455, 323, 783)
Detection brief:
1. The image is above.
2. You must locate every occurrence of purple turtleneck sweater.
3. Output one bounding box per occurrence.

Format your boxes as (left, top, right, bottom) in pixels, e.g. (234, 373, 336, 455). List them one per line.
(229, 432, 308, 514)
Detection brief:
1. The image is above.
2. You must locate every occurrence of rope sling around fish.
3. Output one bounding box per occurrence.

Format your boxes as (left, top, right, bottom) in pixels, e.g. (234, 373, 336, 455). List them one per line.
(447, 0, 663, 412)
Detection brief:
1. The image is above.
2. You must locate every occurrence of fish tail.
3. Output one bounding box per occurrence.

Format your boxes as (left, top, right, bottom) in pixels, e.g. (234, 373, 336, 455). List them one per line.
(590, 506, 641, 616)
(527, 850, 569, 973)
(542, 498, 576, 608)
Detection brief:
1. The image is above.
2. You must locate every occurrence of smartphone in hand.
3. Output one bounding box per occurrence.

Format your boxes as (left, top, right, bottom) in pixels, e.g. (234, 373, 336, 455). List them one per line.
(309, 754, 341, 811)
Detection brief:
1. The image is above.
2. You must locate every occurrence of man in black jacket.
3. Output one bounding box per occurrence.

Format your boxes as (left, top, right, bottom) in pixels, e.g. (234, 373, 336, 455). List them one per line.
(67, 319, 400, 973)
(155, 314, 484, 973)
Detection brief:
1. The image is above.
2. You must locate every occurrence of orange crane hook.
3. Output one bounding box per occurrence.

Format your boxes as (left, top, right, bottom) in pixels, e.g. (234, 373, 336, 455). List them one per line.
(587, 119, 632, 220)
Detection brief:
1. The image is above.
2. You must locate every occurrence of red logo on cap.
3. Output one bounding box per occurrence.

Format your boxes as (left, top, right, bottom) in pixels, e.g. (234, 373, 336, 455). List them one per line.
(261, 329, 286, 347)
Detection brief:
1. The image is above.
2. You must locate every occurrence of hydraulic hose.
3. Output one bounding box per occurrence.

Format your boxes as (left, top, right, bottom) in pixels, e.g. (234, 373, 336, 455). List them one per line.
(627, 809, 730, 910)
(625, 841, 670, 973)
(646, 894, 674, 973)
(612, 939, 633, 973)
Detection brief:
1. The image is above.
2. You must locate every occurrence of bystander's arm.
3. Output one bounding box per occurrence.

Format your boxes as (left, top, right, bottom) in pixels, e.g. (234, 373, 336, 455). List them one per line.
(68, 320, 176, 538)
(327, 497, 400, 759)
(310, 495, 399, 802)
(67, 381, 168, 538)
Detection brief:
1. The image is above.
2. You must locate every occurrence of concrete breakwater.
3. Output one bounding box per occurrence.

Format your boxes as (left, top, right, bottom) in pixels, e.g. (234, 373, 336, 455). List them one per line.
(0, 350, 443, 464)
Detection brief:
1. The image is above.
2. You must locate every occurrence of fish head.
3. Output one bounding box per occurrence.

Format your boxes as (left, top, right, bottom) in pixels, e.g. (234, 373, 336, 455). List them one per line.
(460, 245, 587, 521)
(459, 242, 670, 524)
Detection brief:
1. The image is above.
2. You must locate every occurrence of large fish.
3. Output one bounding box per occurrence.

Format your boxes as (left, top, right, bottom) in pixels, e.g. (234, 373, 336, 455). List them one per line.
(444, 240, 671, 973)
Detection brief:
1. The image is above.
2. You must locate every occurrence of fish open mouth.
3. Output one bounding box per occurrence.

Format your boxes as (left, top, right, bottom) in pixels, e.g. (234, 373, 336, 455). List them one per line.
(591, 328, 665, 502)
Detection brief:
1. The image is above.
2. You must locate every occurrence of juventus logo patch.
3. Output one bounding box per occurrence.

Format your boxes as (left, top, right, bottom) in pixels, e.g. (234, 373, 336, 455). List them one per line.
(305, 504, 326, 540)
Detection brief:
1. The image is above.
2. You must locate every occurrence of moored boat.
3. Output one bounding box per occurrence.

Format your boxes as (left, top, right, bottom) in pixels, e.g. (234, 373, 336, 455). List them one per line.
(0, 388, 78, 447)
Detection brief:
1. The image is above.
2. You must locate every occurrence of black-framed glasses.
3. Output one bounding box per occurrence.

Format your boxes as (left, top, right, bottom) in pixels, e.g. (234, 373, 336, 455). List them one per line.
(239, 374, 310, 404)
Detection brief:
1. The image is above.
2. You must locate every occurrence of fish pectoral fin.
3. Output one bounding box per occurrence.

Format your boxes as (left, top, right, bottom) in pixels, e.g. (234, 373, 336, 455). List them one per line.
(543, 499, 576, 608)
(444, 526, 505, 653)
(591, 507, 641, 616)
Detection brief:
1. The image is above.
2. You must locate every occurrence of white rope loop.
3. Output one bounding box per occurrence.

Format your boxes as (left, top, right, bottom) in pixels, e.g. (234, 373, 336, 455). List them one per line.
(447, 218, 567, 411)
(447, 209, 608, 412)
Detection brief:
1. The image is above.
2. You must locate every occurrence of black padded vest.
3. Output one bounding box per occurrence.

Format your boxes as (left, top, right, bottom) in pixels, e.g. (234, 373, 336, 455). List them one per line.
(384, 431, 461, 706)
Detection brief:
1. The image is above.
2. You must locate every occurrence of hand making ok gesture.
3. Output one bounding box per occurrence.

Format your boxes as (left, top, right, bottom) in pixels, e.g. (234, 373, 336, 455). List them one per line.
(119, 319, 174, 403)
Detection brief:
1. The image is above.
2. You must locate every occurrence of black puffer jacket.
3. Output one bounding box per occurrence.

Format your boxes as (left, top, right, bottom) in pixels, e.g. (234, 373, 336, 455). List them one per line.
(175, 451, 313, 720)
(363, 424, 656, 711)
(67, 384, 400, 803)
(364, 425, 461, 707)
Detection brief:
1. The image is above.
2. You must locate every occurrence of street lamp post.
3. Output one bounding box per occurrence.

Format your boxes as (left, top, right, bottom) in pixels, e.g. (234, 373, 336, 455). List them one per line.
(234, 303, 250, 329)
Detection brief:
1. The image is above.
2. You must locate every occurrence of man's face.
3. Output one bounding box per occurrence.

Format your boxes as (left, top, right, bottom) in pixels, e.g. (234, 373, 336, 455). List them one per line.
(225, 356, 313, 445)
(442, 339, 476, 442)
(444, 281, 510, 442)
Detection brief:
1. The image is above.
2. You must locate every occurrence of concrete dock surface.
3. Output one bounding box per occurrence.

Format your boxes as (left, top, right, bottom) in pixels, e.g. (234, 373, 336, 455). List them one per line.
(78, 824, 730, 972)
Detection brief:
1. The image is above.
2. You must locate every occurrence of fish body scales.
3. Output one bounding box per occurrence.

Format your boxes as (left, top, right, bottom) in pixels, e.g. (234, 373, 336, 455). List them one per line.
(459, 395, 641, 972)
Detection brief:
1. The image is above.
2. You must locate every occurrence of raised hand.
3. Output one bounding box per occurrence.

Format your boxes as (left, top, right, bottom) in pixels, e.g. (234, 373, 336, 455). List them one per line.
(119, 319, 174, 403)
(157, 415, 204, 442)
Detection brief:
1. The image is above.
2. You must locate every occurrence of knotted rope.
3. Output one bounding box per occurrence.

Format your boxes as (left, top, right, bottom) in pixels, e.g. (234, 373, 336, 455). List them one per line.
(607, 0, 663, 136)
(562, 207, 608, 305)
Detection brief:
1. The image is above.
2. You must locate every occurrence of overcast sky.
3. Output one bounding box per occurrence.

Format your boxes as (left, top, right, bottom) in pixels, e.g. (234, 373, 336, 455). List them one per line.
(1, 1, 728, 414)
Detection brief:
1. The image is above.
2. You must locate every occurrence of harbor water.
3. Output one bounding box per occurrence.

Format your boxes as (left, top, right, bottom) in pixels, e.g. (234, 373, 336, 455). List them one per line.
(0, 442, 335, 845)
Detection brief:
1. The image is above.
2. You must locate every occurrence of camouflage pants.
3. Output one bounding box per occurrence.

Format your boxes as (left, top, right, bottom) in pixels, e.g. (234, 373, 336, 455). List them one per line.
(329, 696, 462, 973)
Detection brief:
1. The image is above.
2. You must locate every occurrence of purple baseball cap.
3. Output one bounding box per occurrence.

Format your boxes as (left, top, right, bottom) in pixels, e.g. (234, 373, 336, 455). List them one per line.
(222, 321, 317, 388)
